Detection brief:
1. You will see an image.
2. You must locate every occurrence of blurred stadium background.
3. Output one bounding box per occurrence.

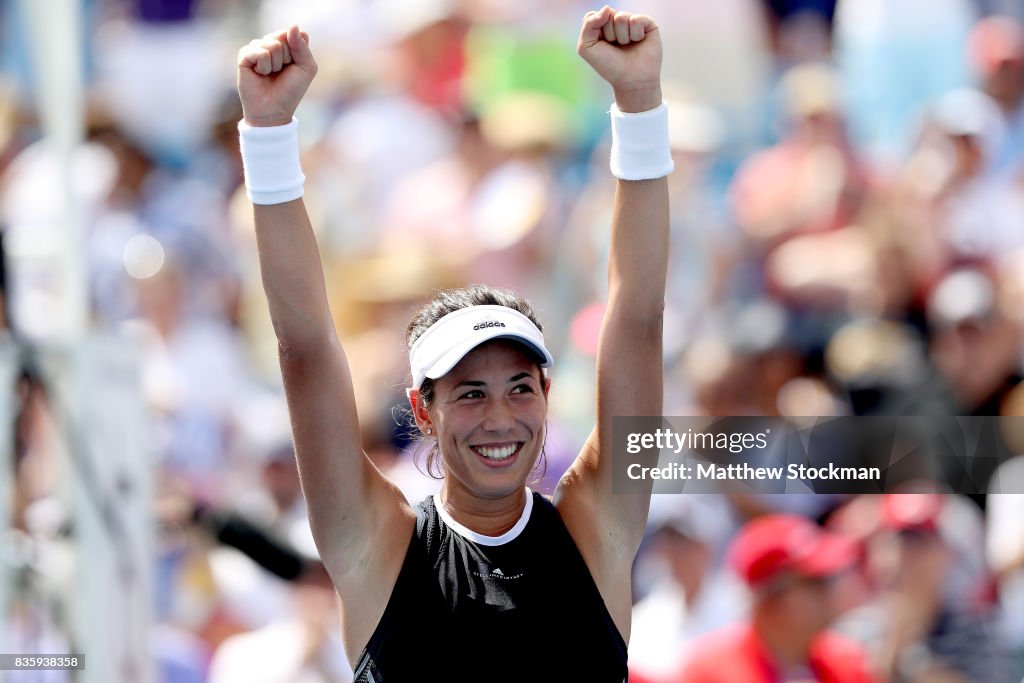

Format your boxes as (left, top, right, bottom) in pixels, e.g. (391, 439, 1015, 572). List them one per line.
(2, 0, 1024, 681)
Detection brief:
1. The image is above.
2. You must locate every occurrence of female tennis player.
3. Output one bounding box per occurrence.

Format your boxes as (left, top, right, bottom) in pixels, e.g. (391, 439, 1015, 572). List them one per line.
(236, 6, 671, 680)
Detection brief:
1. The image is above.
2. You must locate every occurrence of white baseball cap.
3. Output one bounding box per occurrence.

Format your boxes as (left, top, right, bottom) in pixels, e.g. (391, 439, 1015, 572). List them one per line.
(408, 305, 554, 390)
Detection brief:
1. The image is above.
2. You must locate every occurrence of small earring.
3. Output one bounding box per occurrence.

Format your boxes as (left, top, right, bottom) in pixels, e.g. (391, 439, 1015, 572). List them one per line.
(426, 428, 432, 435)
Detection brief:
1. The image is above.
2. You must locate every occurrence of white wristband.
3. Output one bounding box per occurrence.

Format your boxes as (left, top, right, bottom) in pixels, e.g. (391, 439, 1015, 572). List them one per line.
(609, 102, 674, 181)
(238, 118, 305, 205)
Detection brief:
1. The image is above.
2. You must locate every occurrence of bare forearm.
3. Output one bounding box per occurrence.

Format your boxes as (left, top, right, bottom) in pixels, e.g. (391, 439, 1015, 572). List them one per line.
(607, 176, 669, 322)
(253, 200, 336, 350)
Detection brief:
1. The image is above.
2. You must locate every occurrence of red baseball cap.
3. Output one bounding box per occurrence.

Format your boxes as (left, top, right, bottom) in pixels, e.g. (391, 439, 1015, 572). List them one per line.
(729, 514, 858, 587)
(880, 493, 944, 534)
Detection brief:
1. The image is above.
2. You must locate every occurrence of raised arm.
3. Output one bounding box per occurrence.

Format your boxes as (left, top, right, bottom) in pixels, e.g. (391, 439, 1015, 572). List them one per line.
(236, 28, 412, 592)
(555, 7, 669, 630)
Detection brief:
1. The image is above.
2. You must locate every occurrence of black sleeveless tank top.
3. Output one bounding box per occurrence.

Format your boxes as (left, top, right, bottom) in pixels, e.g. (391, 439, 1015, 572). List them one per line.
(353, 490, 628, 682)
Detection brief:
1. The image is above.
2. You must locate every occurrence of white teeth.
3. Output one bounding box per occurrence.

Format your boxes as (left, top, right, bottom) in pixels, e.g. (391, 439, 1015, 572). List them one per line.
(476, 444, 518, 461)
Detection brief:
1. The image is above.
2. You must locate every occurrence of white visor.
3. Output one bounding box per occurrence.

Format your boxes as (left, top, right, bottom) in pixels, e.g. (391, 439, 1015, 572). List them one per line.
(408, 305, 554, 390)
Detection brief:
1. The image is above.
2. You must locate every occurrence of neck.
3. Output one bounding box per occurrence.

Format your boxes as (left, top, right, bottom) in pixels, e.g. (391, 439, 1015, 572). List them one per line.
(439, 484, 528, 537)
(753, 610, 815, 671)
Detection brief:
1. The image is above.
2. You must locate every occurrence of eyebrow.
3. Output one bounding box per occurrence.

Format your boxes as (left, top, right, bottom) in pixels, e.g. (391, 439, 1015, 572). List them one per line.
(454, 372, 536, 389)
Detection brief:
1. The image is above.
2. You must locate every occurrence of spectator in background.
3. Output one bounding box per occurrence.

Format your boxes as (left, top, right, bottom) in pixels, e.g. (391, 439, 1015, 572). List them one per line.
(629, 496, 744, 682)
(823, 318, 960, 416)
(317, 1, 462, 244)
(132, 257, 255, 495)
(837, 493, 1012, 683)
(155, 469, 351, 682)
(881, 88, 1019, 295)
(93, 0, 234, 166)
(967, 15, 1024, 181)
(730, 61, 874, 327)
(229, 441, 318, 559)
(673, 514, 878, 683)
(928, 268, 1023, 417)
(379, 97, 571, 303)
(731, 62, 869, 252)
(931, 91, 1024, 263)
(761, 0, 838, 65)
(207, 562, 351, 683)
(154, 461, 335, 683)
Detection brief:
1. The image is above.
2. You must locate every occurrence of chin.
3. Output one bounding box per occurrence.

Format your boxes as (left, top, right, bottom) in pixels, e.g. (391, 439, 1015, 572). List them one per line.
(473, 460, 541, 498)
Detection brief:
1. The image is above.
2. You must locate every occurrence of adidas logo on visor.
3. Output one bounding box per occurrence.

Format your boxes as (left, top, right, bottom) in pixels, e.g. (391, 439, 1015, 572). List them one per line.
(408, 305, 554, 390)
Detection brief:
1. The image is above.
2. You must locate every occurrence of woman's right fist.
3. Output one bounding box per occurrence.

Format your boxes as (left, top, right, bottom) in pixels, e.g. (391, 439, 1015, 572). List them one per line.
(237, 25, 317, 127)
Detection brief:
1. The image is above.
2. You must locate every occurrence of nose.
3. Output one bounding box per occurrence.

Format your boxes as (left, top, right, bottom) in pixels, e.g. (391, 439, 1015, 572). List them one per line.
(481, 396, 516, 433)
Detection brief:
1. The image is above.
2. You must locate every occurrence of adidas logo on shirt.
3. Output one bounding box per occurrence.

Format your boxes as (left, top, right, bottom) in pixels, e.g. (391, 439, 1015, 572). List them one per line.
(472, 566, 525, 580)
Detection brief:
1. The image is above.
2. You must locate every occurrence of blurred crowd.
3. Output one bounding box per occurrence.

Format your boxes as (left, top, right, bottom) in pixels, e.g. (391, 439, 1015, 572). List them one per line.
(4, 0, 1024, 681)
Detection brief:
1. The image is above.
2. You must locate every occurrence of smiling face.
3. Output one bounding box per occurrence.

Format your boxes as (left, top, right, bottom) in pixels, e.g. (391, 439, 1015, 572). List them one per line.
(424, 340, 548, 501)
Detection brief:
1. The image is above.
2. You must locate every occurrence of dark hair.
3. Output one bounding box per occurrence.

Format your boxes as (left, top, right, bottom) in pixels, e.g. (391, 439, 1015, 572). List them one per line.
(405, 284, 548, 480)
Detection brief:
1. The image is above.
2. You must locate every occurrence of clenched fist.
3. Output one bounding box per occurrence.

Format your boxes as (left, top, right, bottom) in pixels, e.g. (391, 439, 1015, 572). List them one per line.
(577, 6, 662, 113)
(237, 25, 318, 127)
